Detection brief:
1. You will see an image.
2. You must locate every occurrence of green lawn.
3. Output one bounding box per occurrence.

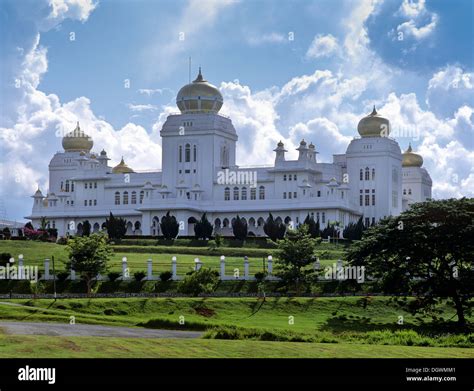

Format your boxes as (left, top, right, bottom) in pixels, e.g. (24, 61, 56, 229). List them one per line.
(0, 240, 338, 275)
(0, 334, 470, 358)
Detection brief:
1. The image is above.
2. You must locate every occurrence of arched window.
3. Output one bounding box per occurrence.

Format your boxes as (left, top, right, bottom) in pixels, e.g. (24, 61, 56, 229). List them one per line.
(283, 174, 287, 181)
(131, 191, 137, 204)
(360, 169, 363, 181)
(408, 188, 412, 195)
(214, 218, 221, 228)
(193, 145, 197, 162)
(403, 189, 406, 195)
(224, 187, 230, 201)
(71, 182, 74, 192)
(115, 191, 120, 205)
(223, 218, 229, 228)
(179, 145, 183, 162)
(139, 190, 144, 204)
(365, 167, 370, 181)
(233, 187, 239, 200)
(257, 217, 264, 227)
(123, 191, 129, 204)
(60, 181, 64, 191)
(372, 168, 375, 180)
(259, 186, 265, 200)
(65, 180, 70, 192)
(241, 187, 247, 200)
(250, 187, 256, 200)
(185, 143, 191, 162)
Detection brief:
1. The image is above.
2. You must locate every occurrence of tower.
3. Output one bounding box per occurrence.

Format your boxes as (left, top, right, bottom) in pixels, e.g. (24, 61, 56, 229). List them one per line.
(345, 107, 403, 225)
(160, 68, 237, 200)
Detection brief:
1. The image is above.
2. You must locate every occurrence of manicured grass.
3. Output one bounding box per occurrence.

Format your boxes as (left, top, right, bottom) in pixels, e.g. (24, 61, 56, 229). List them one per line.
(0, 241, 338, 275)
(0, 334, 471, 358)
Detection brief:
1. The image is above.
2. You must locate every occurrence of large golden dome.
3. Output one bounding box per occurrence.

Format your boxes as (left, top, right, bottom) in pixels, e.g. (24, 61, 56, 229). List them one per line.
(176, 68, 223, 113)
(112, 157, 134, 174)
(357, 107, 390, 137)
(62, 122, 93, 152)
(402, 144, 423, 167)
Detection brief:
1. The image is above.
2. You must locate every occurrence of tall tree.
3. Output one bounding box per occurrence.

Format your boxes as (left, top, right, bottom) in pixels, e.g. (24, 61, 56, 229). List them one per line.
(160, 211, 179, 240)
(232, 215, 248, 241)
(82, 220, 91, 237)
(65, 233, 112, 295)
(303, 214, 320, 238)
(194, 213, 214, 240)
(275, 225, 319, 293)
(105, 212, 127, 241)
(345, 198, 474, 327)
(263, 213, 286, 242)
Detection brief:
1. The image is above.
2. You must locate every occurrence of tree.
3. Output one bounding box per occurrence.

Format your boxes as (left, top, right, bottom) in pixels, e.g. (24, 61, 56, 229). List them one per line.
(82, 220, 91, 237)
(177, 268, 219, 296)
(2, 227, 11, 239)
(345, 198, 474, 327)
(232, 215, 248, 241)
(105, 212, 127, 242)
(24, 222, 34, 230)
(263, 213, 286, 242)
(160, 211, 179, 240)
(303, 214, 320, 238)
(65, 233, 112, 295)
(275, 225, 319, 293)
(194, 213, 213, 240)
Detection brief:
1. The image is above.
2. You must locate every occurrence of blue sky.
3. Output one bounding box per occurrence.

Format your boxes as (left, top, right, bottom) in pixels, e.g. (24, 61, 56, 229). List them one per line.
(0, 0, 473, 221)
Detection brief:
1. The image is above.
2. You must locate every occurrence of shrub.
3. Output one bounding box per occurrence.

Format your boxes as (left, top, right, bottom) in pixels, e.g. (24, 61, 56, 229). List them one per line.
(134, 271, 147, 282)
(254, 272, 267, 283)
(0, 252, 12, 267)
(56, 236, 68, 245)
(160, 211, 179, 240)
(56, 271, 70, 282)
(177, 268, 219, 296)
(214, 234, 222, 248)
(159, 271, 173, 282)
(107, 272, 121, 282)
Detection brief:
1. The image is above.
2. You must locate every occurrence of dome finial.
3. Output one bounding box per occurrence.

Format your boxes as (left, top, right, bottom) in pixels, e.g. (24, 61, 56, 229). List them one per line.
(371, 106, 377, 116)
(194, 67, 204, 82)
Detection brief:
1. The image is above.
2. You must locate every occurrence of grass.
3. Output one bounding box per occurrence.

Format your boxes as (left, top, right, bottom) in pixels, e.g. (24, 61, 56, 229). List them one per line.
(0, 334, 471, 358)
(0, 297, 472, 348)
(0, 240, 339, 275)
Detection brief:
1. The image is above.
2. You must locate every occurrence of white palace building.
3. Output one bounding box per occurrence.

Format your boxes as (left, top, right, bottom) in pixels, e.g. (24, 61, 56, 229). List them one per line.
(26, 69, 432, 237)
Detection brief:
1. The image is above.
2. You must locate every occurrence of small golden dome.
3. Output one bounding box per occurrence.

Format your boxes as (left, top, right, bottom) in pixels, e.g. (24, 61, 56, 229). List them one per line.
(277, 140, 284, 147)
(402, 144, 423, 167)
(176, 68, 223, 113)
(62, 122, 93, 152)
(357, 106, 390, 137)
(300, 139, 307, 146)
(112, 157, 134, 174)
(309, 142, 315, 149)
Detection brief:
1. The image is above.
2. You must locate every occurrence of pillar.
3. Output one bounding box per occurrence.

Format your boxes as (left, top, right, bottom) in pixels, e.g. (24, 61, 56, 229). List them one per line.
(122, 257, 129, 280)
(244, 256, 249, 280)
(43, 259, 50, 280)
(267, 255, 273, 275)
(172, 256, 177, 280)
(147, 259, 153, 280)
(220, 256, 226, 280)
(70, 268, 76, 281)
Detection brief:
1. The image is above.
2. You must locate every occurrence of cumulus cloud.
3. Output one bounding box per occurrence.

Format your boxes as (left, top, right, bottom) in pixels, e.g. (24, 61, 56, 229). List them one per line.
(306, 34, 339, 59)
(395, 0, 438, 41)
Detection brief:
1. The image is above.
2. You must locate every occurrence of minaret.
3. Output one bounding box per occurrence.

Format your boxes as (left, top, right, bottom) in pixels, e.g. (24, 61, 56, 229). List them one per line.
(297, 139, 309, 161)
(273, 140, 287, 165)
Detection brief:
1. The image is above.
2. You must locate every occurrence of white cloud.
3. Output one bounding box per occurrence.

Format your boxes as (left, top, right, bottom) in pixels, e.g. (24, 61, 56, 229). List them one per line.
(127, 103, 158, 112)
(39, 0, 97, 31)
(306, 34, 339, 59)
(247, 32, 287, 46)
(395, 0, 438, 41)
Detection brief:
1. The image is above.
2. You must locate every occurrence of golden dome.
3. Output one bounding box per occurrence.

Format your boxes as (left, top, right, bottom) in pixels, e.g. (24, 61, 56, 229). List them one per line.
(176, 68, 223, 113)
(112, 157, 134, 174)
(62, 122, 93, 152)
(402, 144, 423, 167)
(357, 107, 390, 137)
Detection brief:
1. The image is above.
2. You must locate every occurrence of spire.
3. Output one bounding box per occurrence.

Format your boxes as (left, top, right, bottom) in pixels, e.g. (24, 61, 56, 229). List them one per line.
(370, 106, 377, 116)
(407, 143, 412, 153)
(194, 67, 205, 82)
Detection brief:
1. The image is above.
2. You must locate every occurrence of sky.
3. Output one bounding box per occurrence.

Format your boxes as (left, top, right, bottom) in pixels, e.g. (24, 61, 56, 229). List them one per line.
(0, 0, 473, 222)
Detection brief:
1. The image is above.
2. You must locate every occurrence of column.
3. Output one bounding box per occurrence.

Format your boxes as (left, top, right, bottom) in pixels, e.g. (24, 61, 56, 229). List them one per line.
(244, 256, 249, 280)
(122, 257, 129, 280)
(171, 256, 177, 280)
(220, 256, 226, 280)
(267, 255, 273, 275)
(147, 259, 153, 280)
(43, 258, 50, 280)
(70, 268, 76, 281)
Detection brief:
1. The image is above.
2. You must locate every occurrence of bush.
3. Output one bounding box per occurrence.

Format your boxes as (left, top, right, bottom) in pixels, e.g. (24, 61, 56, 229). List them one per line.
(254, 272, 267, 283)
(0, 252, 12, 267)
(177, 268, 219, 296)
(159, 271, 173, 282)
(107, 272, 121, 282)
(56, 271, 70, 282)
(134, 271, 147, 282)
(56, 236, 68, 245)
